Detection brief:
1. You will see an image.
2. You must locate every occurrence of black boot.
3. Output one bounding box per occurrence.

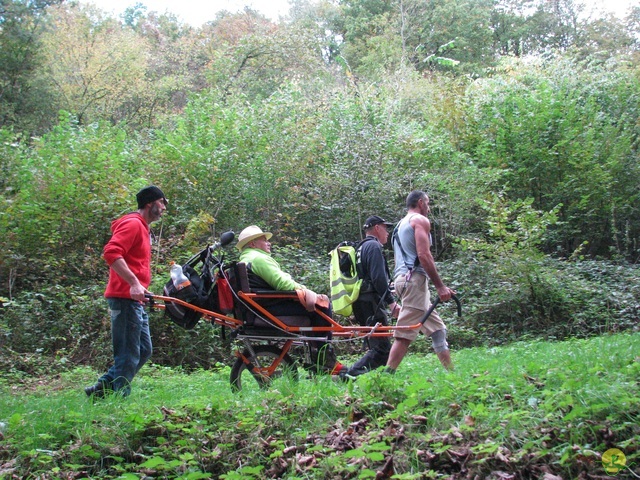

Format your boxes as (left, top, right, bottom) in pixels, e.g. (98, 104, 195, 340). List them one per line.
(84, 381, 109, 398)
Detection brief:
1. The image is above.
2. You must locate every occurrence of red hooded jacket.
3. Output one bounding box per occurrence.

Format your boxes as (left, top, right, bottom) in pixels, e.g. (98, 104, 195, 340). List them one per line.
(103, 212, 151, 299)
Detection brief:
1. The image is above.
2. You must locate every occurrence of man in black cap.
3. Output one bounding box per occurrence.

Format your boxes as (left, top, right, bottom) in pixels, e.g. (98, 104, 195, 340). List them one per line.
(341, 215, 399, 379)
(85, 185, 168, 398)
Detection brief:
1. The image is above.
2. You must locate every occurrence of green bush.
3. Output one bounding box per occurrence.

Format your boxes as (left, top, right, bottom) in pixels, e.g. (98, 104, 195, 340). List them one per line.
(0, 285, 109, 370)
(460, 57, 640, 260)
(443, 254, 640, 346)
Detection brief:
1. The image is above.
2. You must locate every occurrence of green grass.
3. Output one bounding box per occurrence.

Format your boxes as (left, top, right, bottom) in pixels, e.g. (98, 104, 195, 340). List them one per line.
(1, 333, 638, 479)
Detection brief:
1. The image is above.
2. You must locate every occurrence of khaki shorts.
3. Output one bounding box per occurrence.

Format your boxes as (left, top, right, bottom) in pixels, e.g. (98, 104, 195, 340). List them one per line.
(393, 273, 446, 341)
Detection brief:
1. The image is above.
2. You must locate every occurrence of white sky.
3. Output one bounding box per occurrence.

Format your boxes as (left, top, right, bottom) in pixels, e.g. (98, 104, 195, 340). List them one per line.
(80, 0, 293, 24)
(79, 0, 637, 26)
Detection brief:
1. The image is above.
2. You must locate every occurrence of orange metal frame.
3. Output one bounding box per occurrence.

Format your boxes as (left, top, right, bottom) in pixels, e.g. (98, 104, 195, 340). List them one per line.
(149, 291, 457, 382)
(150, 291, 425, 339)
(234, 339, 295, 379)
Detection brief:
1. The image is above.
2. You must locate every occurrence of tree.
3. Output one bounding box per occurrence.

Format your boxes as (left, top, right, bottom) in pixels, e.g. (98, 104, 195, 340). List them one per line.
(399, 0, 496, 73)
(523, 0, 584, 53)
(200, 9, 327, 100)
(123, 7, 207, 113)
(625, 5, 640, 64)
(37, 3, 156, 127)
(574, 13, 636, 61)
(331, 0, 497, 76)
(0, 0, 61, 134)
(491, 0, 537, 57)
(0, 115, 156, 290)
(331, 0, 398, 75)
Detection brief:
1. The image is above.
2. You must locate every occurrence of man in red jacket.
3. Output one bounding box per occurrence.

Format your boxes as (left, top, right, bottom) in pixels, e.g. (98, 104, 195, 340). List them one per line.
(85, 186, 168, 398)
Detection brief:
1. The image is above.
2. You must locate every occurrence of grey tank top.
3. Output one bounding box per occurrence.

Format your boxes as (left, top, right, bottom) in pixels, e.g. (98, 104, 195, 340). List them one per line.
(393, 214, 427, 278)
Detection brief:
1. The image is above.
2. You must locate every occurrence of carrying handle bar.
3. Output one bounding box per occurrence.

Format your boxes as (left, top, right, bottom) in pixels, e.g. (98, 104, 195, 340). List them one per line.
(420, 294, 461, 326)
(144, 293, 155, 307)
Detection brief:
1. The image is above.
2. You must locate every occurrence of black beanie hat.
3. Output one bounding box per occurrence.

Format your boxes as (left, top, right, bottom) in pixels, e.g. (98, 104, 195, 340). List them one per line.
(136, 185, 167, 209)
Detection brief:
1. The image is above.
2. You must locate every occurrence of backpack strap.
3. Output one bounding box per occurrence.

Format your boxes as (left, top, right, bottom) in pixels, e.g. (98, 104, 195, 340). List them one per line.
(354, 236, 377, 267)
(392, 214, 421, 271)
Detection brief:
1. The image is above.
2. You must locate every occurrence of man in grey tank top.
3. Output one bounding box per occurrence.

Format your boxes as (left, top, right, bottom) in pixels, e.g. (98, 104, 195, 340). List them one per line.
(386, 190, 456, 372)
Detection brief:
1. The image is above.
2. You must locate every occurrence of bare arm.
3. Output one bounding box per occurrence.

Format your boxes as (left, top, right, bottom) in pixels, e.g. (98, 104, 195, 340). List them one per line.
(110, 257, 149, 302)
(412, 215, 455, 301)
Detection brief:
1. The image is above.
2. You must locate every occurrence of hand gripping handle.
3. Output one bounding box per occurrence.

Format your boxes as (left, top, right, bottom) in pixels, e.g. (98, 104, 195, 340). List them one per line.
(420, 294, 462, 326)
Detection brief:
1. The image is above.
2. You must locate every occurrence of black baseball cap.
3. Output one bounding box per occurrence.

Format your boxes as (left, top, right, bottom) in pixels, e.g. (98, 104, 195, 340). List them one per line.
(363, 215, 393, 230)
(136, 185, 168, 209)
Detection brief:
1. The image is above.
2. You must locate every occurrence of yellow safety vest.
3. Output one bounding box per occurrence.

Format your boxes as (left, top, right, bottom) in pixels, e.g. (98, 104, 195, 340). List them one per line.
(329, 244, 362, 316)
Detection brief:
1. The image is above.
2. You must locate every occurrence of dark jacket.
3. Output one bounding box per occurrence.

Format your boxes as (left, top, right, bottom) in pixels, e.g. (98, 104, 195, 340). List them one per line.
(355, 236, 394, 306)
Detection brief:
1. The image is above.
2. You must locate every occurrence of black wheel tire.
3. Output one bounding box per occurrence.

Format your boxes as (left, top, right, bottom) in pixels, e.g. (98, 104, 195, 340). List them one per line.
(230, 344, 298, 392)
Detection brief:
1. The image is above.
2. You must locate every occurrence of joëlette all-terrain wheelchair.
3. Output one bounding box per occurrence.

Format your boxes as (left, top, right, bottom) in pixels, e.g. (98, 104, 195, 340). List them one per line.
(150, 231, 461, 392)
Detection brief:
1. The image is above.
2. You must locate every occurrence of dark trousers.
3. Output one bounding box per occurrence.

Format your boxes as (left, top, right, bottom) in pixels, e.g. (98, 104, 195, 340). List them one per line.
(99, 298, 152, 396)
(348, 294, 391, 376)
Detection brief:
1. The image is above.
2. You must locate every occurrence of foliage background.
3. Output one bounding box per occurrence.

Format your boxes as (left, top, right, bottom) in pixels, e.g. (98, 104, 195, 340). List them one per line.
(0, 0, 638, 372)
(0, 2, 639, 478)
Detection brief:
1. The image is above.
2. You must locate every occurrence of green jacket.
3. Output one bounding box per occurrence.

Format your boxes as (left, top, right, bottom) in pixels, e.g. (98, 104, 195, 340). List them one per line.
(239, 247, 304, 291)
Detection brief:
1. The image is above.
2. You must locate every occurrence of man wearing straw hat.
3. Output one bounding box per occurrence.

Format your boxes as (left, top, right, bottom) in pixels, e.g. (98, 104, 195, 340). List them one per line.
(237, 225, 344, 375)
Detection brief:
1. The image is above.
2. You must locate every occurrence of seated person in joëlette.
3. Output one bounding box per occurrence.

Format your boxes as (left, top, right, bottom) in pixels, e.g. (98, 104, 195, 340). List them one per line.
(236, 225, 344, 375)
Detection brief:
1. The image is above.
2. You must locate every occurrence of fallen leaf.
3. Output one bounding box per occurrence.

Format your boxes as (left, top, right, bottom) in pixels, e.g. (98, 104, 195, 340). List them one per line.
(375, 455, 394, 479)
(490, 471, 515, 479)
(296, 453, 316, 468)
(541, 473, 563, 480)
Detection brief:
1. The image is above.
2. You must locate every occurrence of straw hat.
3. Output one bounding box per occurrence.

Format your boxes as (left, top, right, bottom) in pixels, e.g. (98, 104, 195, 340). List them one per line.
(236, 225, 272, 250)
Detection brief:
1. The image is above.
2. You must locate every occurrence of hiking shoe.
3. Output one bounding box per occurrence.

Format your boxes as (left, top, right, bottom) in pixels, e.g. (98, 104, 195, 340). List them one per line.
(84, 382, 108, 398)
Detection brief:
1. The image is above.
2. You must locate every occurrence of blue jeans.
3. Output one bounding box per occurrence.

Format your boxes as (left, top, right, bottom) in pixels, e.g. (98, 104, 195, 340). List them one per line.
(98, 298, 152, 396)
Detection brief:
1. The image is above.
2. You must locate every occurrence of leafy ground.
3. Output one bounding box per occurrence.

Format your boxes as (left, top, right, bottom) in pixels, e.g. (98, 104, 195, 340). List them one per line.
(0, 333, 638, 479)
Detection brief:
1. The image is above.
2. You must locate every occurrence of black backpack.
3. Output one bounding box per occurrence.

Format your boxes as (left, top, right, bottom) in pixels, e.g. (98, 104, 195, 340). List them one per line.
(163, 264, 214, 329)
